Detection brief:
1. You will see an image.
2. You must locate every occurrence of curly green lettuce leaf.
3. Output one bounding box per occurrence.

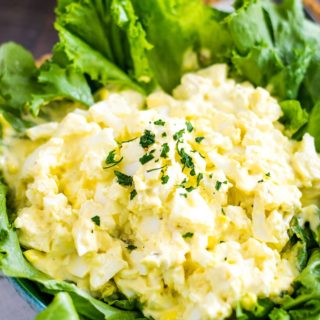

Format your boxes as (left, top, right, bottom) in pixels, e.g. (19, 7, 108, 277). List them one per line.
(235, 298, 275, 319)
(0, 42, 94, 118)
(269, 308, 290, 320)
(279, 250, 320, 320)
(28, 62, 94, 115)
(55, 0, 153, 93)
(279, 100, 309, 136)
(305, 101, 320, 152)
(0, 43, 39, 111)
(0, 181, 146, 319)
(229, 0, 315, 100)
(35, 292, 80, 320)
(130, 0, 232, 92)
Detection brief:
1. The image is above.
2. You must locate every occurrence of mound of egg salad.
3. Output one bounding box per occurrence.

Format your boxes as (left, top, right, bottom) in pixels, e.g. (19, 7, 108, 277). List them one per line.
(2, 64, 320, 320)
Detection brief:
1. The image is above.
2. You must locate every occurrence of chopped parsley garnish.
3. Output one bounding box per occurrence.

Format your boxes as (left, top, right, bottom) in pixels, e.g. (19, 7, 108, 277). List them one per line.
(91, 215, 101, 226)
(127, 244, 137, 251)
(178, 147, 194, 170)
(180, 193, 188, 198)
(154, 119, 165, 126)
(146, 165, 167, 173)
(130, 189, 137, 200)
(161, 132, 167, 137)
(221, 208, 226, 215)
(182, 232, 194, 238)
(161, 175, 169, 184)
(197, 173, 204, 186)
(185, 186, 195, 192)
(104, 150, 123, 169)
(173, 129, 185, 141)
(114, 170, 133, 186)
(265, 172, 271, 177)
(160, 143, 170, 158)
(190, 168, 196, 176)
(195, 136, 205, 143)
(258, 179, 264, 183)
(215, 180, 223, 191)
(186, 121, 194, 132)
(140, 130, 155, 148)
(180, 178, 187, 185)
(139, 152, 155, 164)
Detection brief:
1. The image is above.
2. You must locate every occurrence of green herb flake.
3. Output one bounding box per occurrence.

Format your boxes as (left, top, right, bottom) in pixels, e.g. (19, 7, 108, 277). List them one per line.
(186, 121, 194, 132)
(161, 175, 169, 184)
(221, 208, 226, 215)
(197, 173, 204, 186)
(147, 165, 167, 173)
(178, 148, 194, 169)
(161, 132, 167, 138)
(265, 172, 271, 177)
(173, 129, 185, 141)
(215, 180, 223, 191)
(127, 244, 137, 251)
(160, 143, 170, 158)
(130, 189, 137, 200)
(180, 193, 188, 198)
(154, 119, 165, 126)
(91, 215, 101, 226)
(114, 170, 133, 186)
(104, 150, 123, 169)
(195, 136, 205, 144)
(185, 186, 195, 192)
(183, 232, 194, 238)
(139, 152, 155, 164)
(140, 130, 156, 148)
(258, 179, 264, 183)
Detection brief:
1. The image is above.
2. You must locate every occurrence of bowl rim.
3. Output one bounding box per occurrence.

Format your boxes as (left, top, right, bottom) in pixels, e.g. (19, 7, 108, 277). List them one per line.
(8, 277, 46, 312)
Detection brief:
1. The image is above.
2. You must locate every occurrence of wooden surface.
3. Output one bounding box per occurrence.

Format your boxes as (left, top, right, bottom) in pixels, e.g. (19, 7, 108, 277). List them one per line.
(0, 0, 58, 58)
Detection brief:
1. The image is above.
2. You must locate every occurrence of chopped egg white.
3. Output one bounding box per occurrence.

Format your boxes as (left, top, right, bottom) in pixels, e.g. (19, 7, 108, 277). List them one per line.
(3, 64, 320, 320)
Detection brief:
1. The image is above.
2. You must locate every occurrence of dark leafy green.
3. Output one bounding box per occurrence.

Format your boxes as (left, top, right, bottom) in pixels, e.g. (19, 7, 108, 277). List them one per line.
(305, 101, 320, 152)
(279, 100, 309, 136)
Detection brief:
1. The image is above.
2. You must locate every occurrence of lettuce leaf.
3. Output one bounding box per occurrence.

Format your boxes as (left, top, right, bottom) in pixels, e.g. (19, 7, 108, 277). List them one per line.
(54, 0, 152, 92)
(0, 42, 40, 112)
(279, 100, 309, 136)
(0, 42, 94, 117)
(35, 292, 80, 320)
(305, 101, 320, 152)
(229, 0, 315, 100)
(130, 0, 232, 92)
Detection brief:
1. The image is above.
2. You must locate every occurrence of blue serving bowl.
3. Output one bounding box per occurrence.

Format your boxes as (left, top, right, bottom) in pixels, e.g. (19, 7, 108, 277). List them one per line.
(9, 278, 47, 312)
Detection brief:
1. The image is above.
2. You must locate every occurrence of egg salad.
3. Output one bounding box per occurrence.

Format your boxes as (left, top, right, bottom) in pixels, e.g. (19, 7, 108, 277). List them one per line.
(2, 64, 320, 320)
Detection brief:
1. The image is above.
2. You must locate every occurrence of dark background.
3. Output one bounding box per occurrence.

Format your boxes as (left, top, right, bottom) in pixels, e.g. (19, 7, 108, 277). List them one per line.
(0, 0, 58, 58)
(0, 0, 319, 59)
